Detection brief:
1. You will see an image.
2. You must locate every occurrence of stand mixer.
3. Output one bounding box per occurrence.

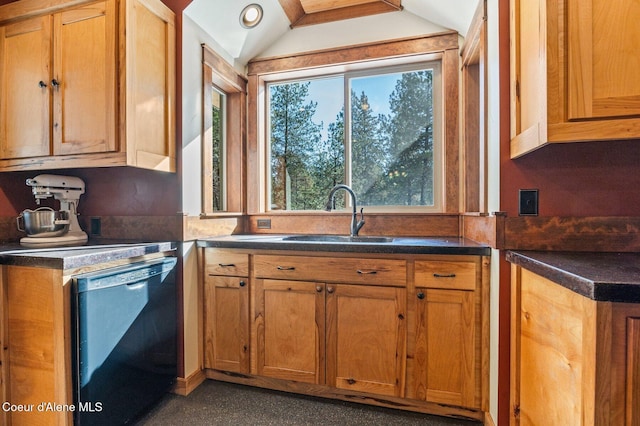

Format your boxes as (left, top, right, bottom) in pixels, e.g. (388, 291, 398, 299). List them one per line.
(20, 174, 88, 248)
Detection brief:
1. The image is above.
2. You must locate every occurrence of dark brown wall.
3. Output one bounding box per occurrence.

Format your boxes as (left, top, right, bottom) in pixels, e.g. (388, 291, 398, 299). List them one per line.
(501, 139, 640, 217)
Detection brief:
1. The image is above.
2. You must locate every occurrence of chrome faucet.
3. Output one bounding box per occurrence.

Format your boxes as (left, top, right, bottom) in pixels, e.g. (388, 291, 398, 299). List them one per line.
(325, 184, 365, 237)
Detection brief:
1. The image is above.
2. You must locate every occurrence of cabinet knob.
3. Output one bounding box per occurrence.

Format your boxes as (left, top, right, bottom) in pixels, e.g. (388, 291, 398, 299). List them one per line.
(51, 79, 60, 90)
(417, 292, 425, 300)
(239, 280, 246, 287)
(327, 286, 335, 294)
(38, 80, 47, 88)
(316, 286, 323, 293)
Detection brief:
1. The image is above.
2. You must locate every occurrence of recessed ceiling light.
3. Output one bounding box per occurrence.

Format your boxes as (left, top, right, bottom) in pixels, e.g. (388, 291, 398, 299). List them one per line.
(240, 4, 263, 29)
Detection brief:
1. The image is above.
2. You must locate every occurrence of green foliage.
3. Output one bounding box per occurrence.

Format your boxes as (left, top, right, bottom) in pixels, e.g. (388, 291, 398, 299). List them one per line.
(269, 69, 435, 211)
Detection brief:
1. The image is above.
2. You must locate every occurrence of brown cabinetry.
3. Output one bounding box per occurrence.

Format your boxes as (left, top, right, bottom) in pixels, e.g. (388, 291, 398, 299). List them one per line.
(201, 249, 488, 421)
(510, 0, 640, 158)
(253, 254, 406, 397)
(0, 0, 175, 172)
(408, 259, 483, 410)
(510, 265, 640, 425)
(203, 250, 249, 374)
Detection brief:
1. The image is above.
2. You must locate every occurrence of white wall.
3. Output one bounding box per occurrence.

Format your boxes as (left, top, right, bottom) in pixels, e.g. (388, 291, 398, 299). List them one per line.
(256, 11, 447, 60)
(180, 15, 240, 379)
(486, 0, 502, 422)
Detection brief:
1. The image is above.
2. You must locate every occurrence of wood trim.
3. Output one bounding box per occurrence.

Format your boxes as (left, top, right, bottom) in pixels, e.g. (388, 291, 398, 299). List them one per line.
(247, 34, 460, 216)
(0, 266, 8, 426)
(201, 44, 247, 215)
(462, 214, 504, 249)
(504, 216, 640, 252)
(172, 368, 206, 396)
(627, 317, 640, 425)
(443, 47, 459, 213)
(278, 0, 401, 28)
(205, 369, 484, 421)
(509, 264, 521, 426)
(248, 32, 459, 75)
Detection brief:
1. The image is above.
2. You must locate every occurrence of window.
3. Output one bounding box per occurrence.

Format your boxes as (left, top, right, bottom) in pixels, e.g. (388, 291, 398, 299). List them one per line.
(266, 62, 443, 212)
(210, 86, 226, 211)
(201, 45, 246, 215)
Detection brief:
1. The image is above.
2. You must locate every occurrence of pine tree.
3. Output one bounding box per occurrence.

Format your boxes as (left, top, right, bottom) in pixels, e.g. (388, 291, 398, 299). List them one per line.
(383, 70, 434, 206)
(269, 82, 322, 210)
(351, 90, 388, 206)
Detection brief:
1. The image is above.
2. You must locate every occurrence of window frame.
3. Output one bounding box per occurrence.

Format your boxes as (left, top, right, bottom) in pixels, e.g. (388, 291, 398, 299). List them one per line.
(265, 61, 444, 212)
(247, 33, 460, 215)
(201, 44, 247, 216)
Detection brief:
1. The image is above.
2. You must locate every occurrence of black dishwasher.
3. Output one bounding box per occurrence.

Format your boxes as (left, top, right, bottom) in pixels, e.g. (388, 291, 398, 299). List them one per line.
(72, 256, 177, 425)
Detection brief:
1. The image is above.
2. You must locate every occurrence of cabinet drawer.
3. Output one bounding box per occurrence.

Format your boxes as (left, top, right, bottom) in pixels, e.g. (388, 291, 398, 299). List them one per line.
(205, 250, 249, 277)
(254, 255, 406, 286)
(415, 261, 476, 291)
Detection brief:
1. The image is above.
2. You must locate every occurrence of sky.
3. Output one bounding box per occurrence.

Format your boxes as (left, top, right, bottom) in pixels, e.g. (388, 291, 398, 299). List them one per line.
(305, 73, 400, 140)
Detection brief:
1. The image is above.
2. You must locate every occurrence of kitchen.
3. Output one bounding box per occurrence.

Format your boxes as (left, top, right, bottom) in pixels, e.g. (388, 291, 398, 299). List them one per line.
(1, 0, 640, 425)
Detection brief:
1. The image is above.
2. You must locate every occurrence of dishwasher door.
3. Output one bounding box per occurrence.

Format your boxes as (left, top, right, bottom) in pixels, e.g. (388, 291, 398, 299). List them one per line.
(72, 256, 177, 425)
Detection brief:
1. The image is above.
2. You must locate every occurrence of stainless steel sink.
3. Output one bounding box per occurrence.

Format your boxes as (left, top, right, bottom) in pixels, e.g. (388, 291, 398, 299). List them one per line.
(282, 235, 394, 243)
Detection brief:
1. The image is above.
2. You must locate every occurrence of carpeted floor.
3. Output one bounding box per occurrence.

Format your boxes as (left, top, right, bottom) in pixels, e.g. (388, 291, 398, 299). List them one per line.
(136, 380, 482, 426)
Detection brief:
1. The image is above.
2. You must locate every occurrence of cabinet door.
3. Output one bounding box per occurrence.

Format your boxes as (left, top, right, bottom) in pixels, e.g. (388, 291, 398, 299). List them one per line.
(326, 284, 406, 397)
(0, 16, 51, 159)
(53, 0, 116, 155)
(203, 275, 249, 373)
(413, 288, 476, 408)
(567, 0, 640, 120)
(124, 0, 176, 172)
(255, 279, 325, 384)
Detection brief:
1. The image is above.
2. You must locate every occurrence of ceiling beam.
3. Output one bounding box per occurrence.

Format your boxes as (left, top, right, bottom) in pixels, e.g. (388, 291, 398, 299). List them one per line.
(278, 0, 402, 28)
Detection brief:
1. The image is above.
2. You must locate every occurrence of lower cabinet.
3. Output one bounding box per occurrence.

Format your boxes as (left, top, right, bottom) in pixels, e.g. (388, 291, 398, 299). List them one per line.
(511, 265, 640, 425)
(408, 260, 481, 409)
(202, 248, 488, 421)
(254, 278, 406, 396)
(203, 250, 250, 374)
(203, 275, 250, 374)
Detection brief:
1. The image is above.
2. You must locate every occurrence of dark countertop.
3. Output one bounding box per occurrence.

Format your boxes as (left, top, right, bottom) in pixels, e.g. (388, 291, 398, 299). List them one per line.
(0, 240, 177, 270)
(506, 251, 640, 303)
(197, 235, 491, 256)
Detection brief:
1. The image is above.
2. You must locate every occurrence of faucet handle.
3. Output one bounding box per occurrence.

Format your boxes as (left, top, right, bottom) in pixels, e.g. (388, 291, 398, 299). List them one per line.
(355, 207, 365, 233)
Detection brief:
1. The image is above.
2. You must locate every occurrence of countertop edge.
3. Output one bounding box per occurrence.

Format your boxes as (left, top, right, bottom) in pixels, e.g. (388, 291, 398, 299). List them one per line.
(506, 250, 640, 303)
(0, 242, 177, 270)
(196, 236, 491, 256)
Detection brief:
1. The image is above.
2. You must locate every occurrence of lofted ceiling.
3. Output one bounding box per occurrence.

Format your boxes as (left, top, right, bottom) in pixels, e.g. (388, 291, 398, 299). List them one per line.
(185, 0, 479, 66)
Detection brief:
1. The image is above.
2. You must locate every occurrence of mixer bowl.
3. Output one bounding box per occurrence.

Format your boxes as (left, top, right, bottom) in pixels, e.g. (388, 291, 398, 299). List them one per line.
(17, 208, 70, 237)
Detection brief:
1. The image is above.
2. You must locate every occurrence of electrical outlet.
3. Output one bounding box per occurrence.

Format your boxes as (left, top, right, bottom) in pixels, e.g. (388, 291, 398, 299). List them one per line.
(519, 189, 539, 216)
(90, 217, 102, 236)
(257, 218, 271, 229)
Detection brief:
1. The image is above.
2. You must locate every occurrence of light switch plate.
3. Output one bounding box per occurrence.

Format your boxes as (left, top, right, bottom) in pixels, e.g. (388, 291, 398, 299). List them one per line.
(519, 189, 538, 216)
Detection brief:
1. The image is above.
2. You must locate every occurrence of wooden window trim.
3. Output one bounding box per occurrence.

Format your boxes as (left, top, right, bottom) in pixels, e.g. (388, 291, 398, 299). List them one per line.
(246, 32, 460, 214)
(201, 44, 247, 216)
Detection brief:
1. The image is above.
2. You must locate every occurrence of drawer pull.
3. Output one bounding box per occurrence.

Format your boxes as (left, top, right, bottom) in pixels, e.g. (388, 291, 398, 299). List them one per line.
(218, 263, 236, 267)
(433, 273, 456, 278)
(277, 266, 296, 271)
(357, 269, 378, 275)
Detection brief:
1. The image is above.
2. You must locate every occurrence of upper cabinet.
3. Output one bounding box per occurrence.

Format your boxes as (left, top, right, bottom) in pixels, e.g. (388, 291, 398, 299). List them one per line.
(510, 0, 640, 158)
(0, 0, 175, 172)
